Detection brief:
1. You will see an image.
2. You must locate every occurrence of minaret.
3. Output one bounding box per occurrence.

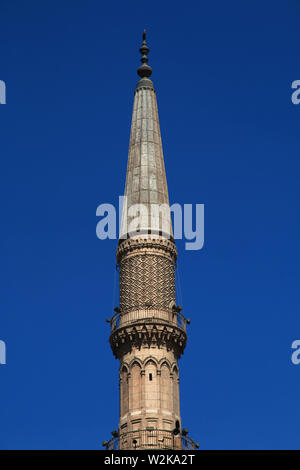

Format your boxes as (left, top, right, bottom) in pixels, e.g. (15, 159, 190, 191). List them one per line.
(104, 32, 197, 451)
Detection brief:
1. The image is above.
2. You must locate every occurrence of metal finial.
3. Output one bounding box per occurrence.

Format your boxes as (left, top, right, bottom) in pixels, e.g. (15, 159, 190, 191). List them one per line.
(137, 30, 152, 79)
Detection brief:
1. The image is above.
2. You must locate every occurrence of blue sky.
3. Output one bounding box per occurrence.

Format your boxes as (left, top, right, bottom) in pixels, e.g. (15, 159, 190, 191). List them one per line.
(0, 0, 299, 450)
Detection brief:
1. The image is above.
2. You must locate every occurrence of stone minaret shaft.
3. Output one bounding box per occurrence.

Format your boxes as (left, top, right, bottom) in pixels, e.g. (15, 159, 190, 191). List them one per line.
(109, 31, 188, 450)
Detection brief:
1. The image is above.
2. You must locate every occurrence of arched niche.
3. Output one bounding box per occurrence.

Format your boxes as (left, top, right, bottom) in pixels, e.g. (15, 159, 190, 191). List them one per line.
(144, 359, 158, 410)
(172, 365, 180, 417)
(120, 364, 129, 416)
(130, 362, 141, 411)
(160, 362, 171, 410)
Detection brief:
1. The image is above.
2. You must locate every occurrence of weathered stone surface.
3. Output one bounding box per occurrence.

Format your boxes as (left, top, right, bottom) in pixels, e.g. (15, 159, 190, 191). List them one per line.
(120, 85, 173, 239)
(118, 347, 181, 438)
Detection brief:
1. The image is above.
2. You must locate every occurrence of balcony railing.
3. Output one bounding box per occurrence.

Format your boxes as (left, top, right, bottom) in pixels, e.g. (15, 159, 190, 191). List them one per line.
(102, 429, 199, 450)
(109, 308, 189, 333)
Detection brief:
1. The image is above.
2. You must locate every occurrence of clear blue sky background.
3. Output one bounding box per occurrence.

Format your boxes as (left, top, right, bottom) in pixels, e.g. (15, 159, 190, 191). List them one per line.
(0, 0, 299, 450)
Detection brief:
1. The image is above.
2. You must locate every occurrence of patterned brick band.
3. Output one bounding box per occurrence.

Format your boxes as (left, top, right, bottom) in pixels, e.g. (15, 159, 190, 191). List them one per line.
(119, 251, 176, 314)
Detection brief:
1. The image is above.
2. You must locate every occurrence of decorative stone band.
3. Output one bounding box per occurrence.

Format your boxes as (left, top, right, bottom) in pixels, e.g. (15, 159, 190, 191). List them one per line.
(117, 237, 177, 264)
(135, 77, 154, 91)
(109, 322, 187, 360)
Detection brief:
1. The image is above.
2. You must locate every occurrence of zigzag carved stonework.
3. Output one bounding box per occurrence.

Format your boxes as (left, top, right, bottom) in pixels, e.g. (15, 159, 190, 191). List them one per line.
(119, 254, 176, 313)
(109, 322, 187, 360)
(117, 238, 177, 314)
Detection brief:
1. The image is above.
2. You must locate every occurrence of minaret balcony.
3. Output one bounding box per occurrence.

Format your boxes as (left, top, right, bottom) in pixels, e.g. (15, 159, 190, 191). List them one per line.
(108, 308, 190, 333)
(102, 429, 199, 451)
(108, 307, 189, 359)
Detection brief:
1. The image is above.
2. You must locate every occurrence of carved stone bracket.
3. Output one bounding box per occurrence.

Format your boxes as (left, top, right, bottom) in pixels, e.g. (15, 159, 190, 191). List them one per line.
(110, 322, 187, 360)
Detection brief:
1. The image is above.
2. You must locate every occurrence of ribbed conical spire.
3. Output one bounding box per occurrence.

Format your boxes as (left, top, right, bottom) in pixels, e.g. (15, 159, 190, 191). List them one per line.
(120, 31, 172, 240)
